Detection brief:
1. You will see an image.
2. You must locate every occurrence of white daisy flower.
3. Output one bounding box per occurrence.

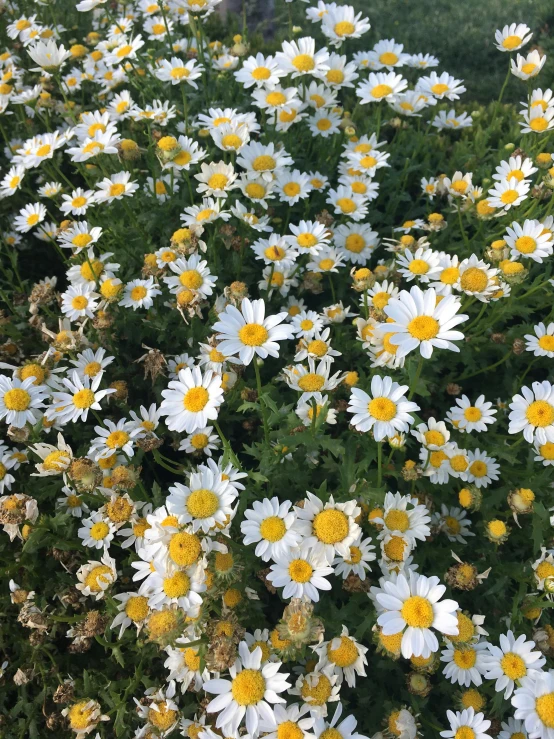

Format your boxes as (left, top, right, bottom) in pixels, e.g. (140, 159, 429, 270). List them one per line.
(375, 570, 459, 658)
(78, 512, 116, 550)
(94, 171, 139, 203)
(509, 381, 554, 445)
(332, 535, 376, 581)
(240, 496, 302, 562)
(164, 255, 216, 299)
(165, 639, 210, 692)
(498, 718, 528, 739)
(294, 492, 361, 563)
(45, 370, 115, 424)
(526, 323, 554, 358)
(61, 284, 99, 321)
(111, 592, 150, 638)
(313, 626, 368, 687)
(30, 433, 72, 476)
(76, 553, 117, 600)
(213, 297, 293, 366)
(119, 277, 161, 310)
(466, 449, 500, 488)
(512, 670, 554, 739)
(267, 543, 334, 602)
(321, 6, 370, 47)
(441, 638, 489, 687)
(505, 220, 553, 263)
(140, 558, 205, 614)
(493, 156, 538, 183)
(347, 375, 420, 440)
(367, 38, 410, 70)
(396, 247, 442, 283)
(447, 395, 497, 433)
(237, 141, 293, 182)
(155, 57, 204, 87)
(179, 426, 220, 457)
(284, 357, 345, 399)
(375, 491, 431, 543)
(252, 234, 299, 271)
(234, 53, 285, 89)
(381, 285, 467, 359)
(334, 222, 379, 265)
(168, 354, 195, 379)
(417, 71, 466, 100)
(440, 708, 491, 739)
(160, 366, 224, 434)
(181, 197, 231, 228)
(14, 202, 46, 233)
(58, 221, 103, 252)
(519, 107, 554, 135)
(166, 465, 237, 534)
(495, 23, 533, 52)
(274, 169, 313, 205)
(56, 485, 88, 518)
(0, 375, 48, 428)
(88, 418, 141, 461)
(483, 631, 545, 699)
(296, 393, 337, 427)
(195, 161, 237, 199)
(356, 71, 407, 103)
(326, 185, 368, 221)
(412, 417, 450, 450)
(488, 178, 530, 211)
(288, 220, 331, 255)
(455, 255, 499, 302)
(203, 641, 291, 737)
(275, 37, 330, 78)
(259, 703, 315, 739)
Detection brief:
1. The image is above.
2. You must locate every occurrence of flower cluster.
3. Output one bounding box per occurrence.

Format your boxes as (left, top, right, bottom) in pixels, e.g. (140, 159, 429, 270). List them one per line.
(1, 1, 554, 739)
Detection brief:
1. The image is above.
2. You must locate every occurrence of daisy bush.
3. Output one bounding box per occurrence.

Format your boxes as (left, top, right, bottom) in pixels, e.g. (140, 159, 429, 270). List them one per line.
(2, 1, 554, 738)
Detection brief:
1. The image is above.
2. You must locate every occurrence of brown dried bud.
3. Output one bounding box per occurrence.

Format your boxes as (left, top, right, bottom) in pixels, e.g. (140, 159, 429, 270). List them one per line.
(14, 668, 33, 686)
(53, 682, 75, 704)
(7, 424, 29, 443)
(316, 209, 334, 227)
(512, 338, 526, 355)
(109, 380, 128, 402)
(490, 333, 505, 344)
(240, 388, 258, 402)
(342, 574, 370, 593)
(445, 383, 461, 396)
(80, 610, 109, 637)
(45, 713, 62, 731)
(68, 636, 92, 653)
(445, 562, 479, 591)
(205, 638, 237, 672)
(136, 347, 166, 383)
(92, 311, 114, 330)
(136, 435, 164, 452)
(29, 631, 46, 646)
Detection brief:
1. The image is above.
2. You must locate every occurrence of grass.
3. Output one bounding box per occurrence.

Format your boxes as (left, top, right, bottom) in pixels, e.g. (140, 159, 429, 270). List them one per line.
(349, 0, 554, 102)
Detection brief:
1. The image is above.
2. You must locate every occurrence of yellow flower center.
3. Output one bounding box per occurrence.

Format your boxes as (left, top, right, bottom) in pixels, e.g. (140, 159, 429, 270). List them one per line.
(72, 196, 87, 209)
(336, 197, 356, 213)
(167, 531, 201, 566)
(84, 564, 113, 592)
(407, 316, 439, 341)
(536, 694, 554, 728)
(440, 267, 459, 285)
(207, 173, 228, 191)
(130, 285, 148, 301)
(431, 83, 449, 95)
(502, 34, 522, 49)
(454, 728, 475, 739)
(179, 269, 203, 289)
(368, 396, 397, 421)
(68, 702, 95, 731)
(231, 669, 266, 705)
(537, 561, 554, 579)
(345, 234, 366, 253)
(238, 323, 269, 346)
(266, 91, 286, 107)
(488, 519, 507, 538)
(125, 595, 149, 622)
(189, 432, 208, 449)
(384, 509, 410, 532)
(453, 648, 476, 669)
(307, 340, 328, 357)
(73, 389, 96, 409)
(450, 613, 475, 643)
(346, 545, 362, 564)
(4, 388, 31, 411)
(277, 721, 303, 739)
(313, 509, 349, 544)
(380, 630, 403, 653)
(401, 595, 434, 628)
(527, 400, 554, 427)
(298, 373, 325, 392)
(538, 335, 554, 352)
(283, 182, 301, 197)
(464, 407, 482, 422)
(319, 258, 335, 271)
(460, 267, 488, 292)
(42, 450, 69, 471)
(106, 430, 129, 449)
(252, 155, 276, 172)
(383, 535, 407, 561)
(73, 233, 92, 248)
(186, 488, 219, 518)
(90, 521, 110, 540)
(328, 635, 358, 666)
(292, 54, 315, 72)
(500, 189, 519, 204)
(183, 387, 210, 412)
(500, 652, 527, 680)
(106, 497, 133, 522)
(259, 515, 286, 542)
(288, 558, 313, 583)
(515, 236, 537, 254)
(71, 295, 89, 310)
(149, 702, 177, 731)
(530, 117, 548, 132)
(300, 673, 332, 705)
(334, 20, 355, 36)
(163, 571, 191, 598)
(408, 259, 430, 275)
(251, 65, 271, 80)
(380, 52, 398, 65)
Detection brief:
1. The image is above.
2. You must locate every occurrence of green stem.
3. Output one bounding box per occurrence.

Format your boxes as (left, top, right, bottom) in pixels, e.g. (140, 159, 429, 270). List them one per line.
(408, 355, 424, 400)
(253, 360, 270, 446)
(377, 441, 383, 487)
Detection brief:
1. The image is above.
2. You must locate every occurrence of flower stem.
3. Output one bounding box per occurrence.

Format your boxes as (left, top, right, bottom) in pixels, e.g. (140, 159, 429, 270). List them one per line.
(254, 360, 270, 446)
(408, 355, 424, 400)
(377, 441, 383, 487)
